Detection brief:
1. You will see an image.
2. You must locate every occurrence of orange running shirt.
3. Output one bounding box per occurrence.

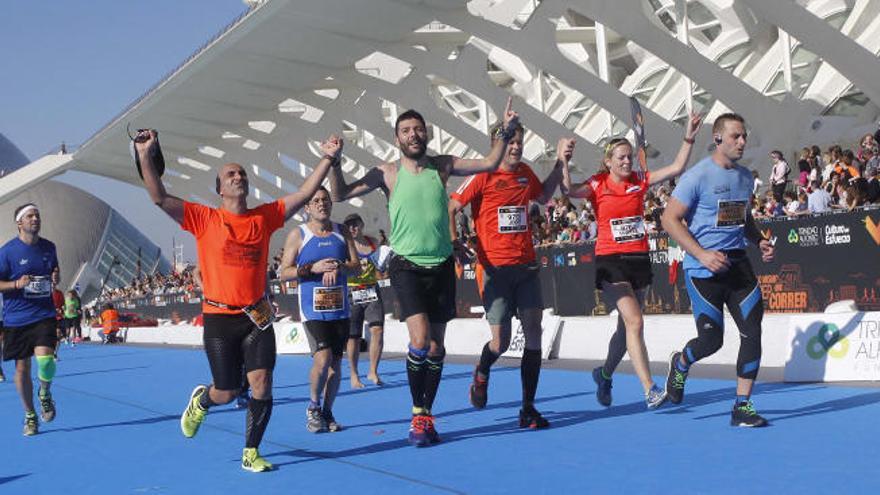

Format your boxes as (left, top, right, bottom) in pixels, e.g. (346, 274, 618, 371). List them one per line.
(451, 164, 543, 267)
(586, 171, 650, 256)
(182, 200, 285, 314)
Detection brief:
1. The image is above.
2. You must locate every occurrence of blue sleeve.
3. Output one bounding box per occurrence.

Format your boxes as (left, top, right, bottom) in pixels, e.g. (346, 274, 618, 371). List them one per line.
(671, 167, 701, 212)
(0, 248, 8, 280)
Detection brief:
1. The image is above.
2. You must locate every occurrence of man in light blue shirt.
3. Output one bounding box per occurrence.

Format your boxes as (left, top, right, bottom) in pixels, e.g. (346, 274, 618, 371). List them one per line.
(807, 180, 833, 213)
(661, 113, 775, 428)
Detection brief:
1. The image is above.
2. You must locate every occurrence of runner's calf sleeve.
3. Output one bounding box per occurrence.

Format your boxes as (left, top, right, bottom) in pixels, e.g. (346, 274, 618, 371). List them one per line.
(245, 398, 273, 448)
(521, 348, 541, 406)
(602, 319, 627, 377)
(36, 355, 56, 383)
(477, 342, 501, 377)
(423, 348, 446, 412)
(733, 287, 764, 381)
(407, 345, 429, 410)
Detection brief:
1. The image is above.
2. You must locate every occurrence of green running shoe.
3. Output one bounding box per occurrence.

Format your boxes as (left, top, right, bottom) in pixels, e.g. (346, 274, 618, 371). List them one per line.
(39, 390, 56, 423)
(180, 385, 208, 438)
(23, 412, 38, 436)
(665, 352, 689, 404)
(241, 447, 273, 472)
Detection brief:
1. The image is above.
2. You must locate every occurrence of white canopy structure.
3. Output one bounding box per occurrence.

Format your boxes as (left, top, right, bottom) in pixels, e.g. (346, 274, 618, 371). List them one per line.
(4, 0, 880, 232)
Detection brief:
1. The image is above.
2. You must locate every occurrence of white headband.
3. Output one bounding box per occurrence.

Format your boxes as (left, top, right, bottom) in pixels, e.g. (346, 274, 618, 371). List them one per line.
(15, 204, 38, 222)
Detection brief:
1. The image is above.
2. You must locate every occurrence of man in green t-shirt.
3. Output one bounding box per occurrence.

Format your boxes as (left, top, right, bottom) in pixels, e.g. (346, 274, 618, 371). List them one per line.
(63, 291, 81, 346)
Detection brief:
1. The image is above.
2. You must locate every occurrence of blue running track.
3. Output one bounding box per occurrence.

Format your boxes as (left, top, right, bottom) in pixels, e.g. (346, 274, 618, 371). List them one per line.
(1, 344, 876, 494)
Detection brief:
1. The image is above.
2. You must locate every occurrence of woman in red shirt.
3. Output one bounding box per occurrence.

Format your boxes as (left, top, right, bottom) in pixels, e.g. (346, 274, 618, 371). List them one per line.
(562, 113, 702, 409)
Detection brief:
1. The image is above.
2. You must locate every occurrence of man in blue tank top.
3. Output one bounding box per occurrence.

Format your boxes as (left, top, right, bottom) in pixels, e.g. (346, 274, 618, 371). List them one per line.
(278, 187, 359, 434)
(661, 113, 775, 427)
(327, 98, 520, 447)
(0, 204, 61, 436)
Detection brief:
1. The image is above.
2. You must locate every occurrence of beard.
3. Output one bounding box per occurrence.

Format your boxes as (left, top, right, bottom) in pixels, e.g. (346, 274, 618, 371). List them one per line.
(400, 140, 427, 160)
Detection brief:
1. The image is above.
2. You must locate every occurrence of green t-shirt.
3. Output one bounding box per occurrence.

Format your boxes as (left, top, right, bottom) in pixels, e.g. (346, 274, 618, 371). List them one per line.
(63, 297, 80, 319)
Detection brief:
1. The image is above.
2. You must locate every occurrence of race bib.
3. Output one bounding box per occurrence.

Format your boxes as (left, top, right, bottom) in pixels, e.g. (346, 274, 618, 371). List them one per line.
(351, 285, 379, 305)
(716, 200, 748, 228)
(24, 276, 51, 299)
(243, 295, 275, 331)
(313, 286, 344, 312)
(609, 215, 645, 243)
(498, 206, 528, 233)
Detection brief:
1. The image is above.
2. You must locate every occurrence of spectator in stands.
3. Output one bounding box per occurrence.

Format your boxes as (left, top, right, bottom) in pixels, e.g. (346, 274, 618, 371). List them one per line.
(808, 180, 833, 213)
(751, 169, 763, 195)
(768, 150, 790, 202)
(858, 133, 876, 164)
(838, 150, 861, 180)
(866, 162, 880, 204)
(100, 303, 121, 344)
(377, 229, 388, 246)
(796, 159, 810, 190)
(823, 145, 841, 181)
(846, 179, 869, 211)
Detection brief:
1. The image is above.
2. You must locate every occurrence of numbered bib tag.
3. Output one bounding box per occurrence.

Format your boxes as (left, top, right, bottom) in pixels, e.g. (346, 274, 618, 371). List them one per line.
(243, 295, 275, 331)
(351, 285, 379, 305)
(716, 200, 748, 228)
(609, 215, 645, 243)
(498, 206, 528, 233)
(24, 276, 51, 299)
(313, 286, 344, 312)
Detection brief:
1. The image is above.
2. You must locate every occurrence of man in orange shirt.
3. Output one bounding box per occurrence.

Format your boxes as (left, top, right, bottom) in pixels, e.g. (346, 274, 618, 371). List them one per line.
(100, 304, 120, 344)
(134, 128, 342, 472)
(448, 122, 573, 428)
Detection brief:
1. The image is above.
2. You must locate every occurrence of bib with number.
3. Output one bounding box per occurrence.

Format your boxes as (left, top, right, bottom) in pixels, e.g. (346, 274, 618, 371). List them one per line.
(609, 215, 645, 243)
(24, 276, 51, 299)
(243, 295, 275, 331)
(351, 285, 379, 305)
(497, 206, 528, 233)
(313, 286, 344, 312)
(716, 200, 748, 228)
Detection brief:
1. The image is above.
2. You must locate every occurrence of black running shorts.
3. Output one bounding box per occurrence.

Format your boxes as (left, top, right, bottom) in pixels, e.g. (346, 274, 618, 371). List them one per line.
(388, 255, 456, 323)
(2, 317, 57, 362)
(203, 313, 276, 391)
(595, 253, 653, 291)
(304, 319, 350, 357)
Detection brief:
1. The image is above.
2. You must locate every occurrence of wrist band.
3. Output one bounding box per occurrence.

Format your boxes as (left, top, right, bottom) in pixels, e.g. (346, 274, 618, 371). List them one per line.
(683, 137, 695, 144)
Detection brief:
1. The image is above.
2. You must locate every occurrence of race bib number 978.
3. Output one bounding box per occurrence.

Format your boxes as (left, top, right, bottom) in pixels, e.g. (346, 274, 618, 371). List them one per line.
(498, 206, 528, 233)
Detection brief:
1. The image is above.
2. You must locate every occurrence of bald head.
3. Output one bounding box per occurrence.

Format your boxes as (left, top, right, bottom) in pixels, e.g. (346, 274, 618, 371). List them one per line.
(215, 162, 248, 197)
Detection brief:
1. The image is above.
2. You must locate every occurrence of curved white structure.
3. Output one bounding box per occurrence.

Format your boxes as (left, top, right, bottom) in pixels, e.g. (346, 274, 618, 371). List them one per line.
(4, 0, 880, 233)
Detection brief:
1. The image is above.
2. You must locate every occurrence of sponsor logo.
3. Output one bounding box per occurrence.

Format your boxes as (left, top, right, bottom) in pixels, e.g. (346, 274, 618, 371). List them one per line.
(788, 226, 820, 247)
(824, 224, 850, 245)
(579, 253, 592, 264)
(19, 258, 28, 265)
(566, 252, 576, 267)
(713, 185, 731, 194)
(625, 185, 642, 194)
(516, 177, 529, 184)
(554, 254, 564, 267)
(540, 256, 549, 267)
(806, 323, 849, 359)
(285, 324, 302, 344)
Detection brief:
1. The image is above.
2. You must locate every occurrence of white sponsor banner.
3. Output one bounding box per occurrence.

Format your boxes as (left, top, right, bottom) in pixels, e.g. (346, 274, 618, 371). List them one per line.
(274, 320, 312, 354)
(784, 312, 880, 382)
(502, 310, 561, 360)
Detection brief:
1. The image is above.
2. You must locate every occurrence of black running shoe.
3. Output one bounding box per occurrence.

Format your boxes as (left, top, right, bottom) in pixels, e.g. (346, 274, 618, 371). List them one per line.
(518, 405, 550, 429)
(665, 352, 688, 405)
(469, 369, 488, 409)
(731, 401, 769, 428)
(591, 367, 612, 407)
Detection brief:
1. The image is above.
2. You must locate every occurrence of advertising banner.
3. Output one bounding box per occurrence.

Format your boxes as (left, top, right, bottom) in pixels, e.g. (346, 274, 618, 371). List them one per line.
(784, 312, 880, 381)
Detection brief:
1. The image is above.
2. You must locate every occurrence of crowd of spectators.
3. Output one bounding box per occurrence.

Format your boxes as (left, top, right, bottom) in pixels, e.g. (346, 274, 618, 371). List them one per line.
(452, 136, 880, 249)
(100, 266, 199, 302)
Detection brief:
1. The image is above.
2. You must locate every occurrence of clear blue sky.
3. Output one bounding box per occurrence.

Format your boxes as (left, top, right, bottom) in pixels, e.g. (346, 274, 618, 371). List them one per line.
(0, 0, 248, 262)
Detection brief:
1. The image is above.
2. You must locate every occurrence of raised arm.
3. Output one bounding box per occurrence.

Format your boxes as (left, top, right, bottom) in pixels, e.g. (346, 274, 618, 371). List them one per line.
(328, 165, 386, 202)
(649, 112, 702, 186)
(450, 97, 520, 176)
(661, 197, 730, 273)
(281, 134, 342, 220)
(538, 137, 575, 204)
(134, 130, 185, 224)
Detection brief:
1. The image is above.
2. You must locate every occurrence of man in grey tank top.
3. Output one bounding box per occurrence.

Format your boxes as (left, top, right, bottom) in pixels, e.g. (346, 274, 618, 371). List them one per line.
(328, 98, 519, 447)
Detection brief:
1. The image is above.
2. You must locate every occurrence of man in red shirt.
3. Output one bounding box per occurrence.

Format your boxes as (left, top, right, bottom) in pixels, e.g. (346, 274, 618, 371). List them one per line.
(449, 122, 574, 428)
(134, 128, 341, 472)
